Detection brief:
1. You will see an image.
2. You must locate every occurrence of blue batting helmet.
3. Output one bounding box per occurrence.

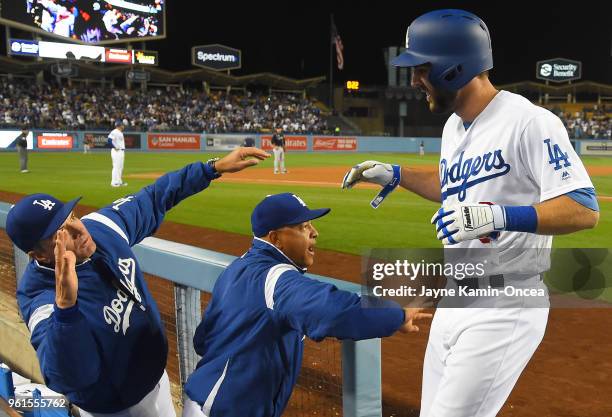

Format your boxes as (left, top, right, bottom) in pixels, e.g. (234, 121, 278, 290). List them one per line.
(391, 9, 493, 91)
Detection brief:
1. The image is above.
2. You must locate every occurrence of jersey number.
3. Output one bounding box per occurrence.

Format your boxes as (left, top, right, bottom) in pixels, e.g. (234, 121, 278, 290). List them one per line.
(544, 139, 571, 171)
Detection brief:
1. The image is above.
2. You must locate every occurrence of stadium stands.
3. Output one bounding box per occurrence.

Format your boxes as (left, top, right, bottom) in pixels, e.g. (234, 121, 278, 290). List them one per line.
(548, 104, 611, 139)
(0, 78, 328, 133)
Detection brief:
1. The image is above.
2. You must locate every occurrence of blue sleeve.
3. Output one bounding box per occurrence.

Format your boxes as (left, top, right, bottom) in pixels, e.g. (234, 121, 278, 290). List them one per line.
(97, 162, 218, 246)
(18, 289, 101, 394)
(107, 137, 113, 148)
(272, 271, 405, 341)
(566, 187, 599, 211)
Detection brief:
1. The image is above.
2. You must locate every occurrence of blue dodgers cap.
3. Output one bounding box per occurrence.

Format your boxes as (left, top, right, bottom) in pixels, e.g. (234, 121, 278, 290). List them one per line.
(6, 193, 81, 253)
(251, 193, 330, 237)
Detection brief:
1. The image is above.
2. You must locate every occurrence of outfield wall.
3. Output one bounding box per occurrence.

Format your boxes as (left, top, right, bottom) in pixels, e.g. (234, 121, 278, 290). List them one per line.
(0, 129, 605, 155)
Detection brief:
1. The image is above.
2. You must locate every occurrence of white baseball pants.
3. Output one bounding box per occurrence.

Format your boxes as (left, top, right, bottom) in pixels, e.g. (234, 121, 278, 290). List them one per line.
(420, 278, 549, 417)
(111, 148, 125, 186)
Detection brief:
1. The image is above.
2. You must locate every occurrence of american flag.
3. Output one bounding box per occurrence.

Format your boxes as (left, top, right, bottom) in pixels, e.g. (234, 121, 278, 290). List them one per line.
(331, 18, 344, 70)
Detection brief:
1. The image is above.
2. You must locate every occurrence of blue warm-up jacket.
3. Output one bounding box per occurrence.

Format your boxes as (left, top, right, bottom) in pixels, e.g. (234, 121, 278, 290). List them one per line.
(184, 237, 405, 417)
(17, 162, 218, 413)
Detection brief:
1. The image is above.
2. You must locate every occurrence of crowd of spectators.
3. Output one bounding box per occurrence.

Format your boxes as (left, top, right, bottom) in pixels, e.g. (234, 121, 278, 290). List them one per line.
(0, 78, 328, 133)
(551, 105, 611, 140)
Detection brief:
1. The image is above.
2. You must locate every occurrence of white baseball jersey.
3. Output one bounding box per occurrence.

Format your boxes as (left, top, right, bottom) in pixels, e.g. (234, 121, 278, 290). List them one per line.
(439, 90, 593, 253)
(420, 90, 591, 417)
(108, 128, 125, 150)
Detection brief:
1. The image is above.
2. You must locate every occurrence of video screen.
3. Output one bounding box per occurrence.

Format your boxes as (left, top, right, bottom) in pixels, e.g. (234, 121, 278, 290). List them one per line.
(0, 0, 165, 43)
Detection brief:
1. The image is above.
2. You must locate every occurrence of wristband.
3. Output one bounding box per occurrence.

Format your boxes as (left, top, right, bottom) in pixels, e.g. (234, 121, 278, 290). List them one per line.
(205, 157, 222, 179)
(501, 205, 538, 233)
(370, 164, 401, 209)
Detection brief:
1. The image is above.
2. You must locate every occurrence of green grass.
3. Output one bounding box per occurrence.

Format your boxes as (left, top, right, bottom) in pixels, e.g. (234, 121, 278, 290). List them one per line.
(0, 152, 610, 253)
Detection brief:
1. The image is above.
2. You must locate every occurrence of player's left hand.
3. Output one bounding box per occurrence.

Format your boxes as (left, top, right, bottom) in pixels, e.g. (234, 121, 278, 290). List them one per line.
(215, 147, 270, 173)
(431, 203, 506, 245)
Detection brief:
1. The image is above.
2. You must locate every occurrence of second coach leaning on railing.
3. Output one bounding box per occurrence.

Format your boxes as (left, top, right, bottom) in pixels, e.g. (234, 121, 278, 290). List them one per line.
(4, 147, 269, 417)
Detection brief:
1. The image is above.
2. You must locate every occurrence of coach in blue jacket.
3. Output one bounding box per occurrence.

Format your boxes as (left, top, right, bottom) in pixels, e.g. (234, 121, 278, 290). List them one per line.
(183, 193, 431, 417)
(6, 147, 269, 417)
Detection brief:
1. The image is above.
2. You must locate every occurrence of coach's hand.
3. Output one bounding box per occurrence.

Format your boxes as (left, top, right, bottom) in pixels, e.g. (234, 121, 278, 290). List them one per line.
(215, 147, 270, 174)
(54, 230, 78, 309)
(341, 160, 397, 189)
(399, 307, 432, 333)
(431, 203, 505, 245)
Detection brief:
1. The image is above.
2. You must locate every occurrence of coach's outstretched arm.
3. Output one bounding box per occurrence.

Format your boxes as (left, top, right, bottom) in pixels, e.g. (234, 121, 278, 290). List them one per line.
(271, 270, 431, 341)
(92, 147, 269, 246)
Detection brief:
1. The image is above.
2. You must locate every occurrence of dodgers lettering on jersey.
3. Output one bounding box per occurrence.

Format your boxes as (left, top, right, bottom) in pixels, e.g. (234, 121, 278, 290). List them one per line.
(439, 91, 593, 255)
(440, 149, 511, 202)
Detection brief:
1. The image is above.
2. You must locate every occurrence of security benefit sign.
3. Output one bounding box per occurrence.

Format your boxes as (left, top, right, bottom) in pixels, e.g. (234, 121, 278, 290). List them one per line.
(536, 58, 582, 83)
(260, 135, 308, 151)
(148, 133, 201, 150)
(37, 133, 74, 149)
(192, 44, 241, 71)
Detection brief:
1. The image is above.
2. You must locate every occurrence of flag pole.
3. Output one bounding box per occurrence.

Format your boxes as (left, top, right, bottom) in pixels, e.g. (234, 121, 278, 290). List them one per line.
(329, 14, 334, 111)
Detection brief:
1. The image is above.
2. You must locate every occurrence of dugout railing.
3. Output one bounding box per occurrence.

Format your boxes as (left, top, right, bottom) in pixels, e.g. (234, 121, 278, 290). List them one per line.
(0, 201, 383, 417)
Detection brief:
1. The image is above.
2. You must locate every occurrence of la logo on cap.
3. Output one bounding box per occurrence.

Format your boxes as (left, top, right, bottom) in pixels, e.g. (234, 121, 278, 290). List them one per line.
(33, 200, 56, 211)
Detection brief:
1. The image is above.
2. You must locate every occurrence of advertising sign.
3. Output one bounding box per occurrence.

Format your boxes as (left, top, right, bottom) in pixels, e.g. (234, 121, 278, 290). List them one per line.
(192, 44, 241, 71)
(313, 136, 358, 151)
(8, 39, 39, 56)
(536, 58, 582, 83)
(105, 48, 134, 64)
(134, 50, 158, 65)
(37, 133, 74, 149)
(0, 131, 34, 149)
(206, 135, 248, 151)
(260, 135, 308, 151)
(84, 133, 141, 149)
(148, 133, 201, 150)
(580, 140, 612, 156)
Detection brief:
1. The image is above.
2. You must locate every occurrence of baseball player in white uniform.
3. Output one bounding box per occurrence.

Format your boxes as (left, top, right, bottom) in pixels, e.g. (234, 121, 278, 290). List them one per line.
(108, 121, 127, 187)
(342, 9, 599, 417)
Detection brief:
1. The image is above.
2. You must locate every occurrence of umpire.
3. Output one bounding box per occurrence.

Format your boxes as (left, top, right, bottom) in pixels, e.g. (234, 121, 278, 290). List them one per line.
(15, 128, 29, 173)
(6, 147, 269, 417)
(182, 193, 431, 417)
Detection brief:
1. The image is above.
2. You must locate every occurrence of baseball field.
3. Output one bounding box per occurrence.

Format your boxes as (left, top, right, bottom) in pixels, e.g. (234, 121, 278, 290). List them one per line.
(1, 150, 611, 416)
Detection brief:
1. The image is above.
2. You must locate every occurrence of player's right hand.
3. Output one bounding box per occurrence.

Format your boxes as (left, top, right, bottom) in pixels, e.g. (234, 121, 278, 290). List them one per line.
(399, 308, 433, 333)
(54, 230, 78, 309)
(341, 160, 396, 189)
(215, 147, 270, 173)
